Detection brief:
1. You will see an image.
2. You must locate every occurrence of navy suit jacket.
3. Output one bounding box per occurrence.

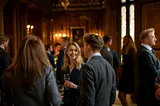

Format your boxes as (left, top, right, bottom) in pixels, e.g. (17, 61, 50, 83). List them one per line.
(136, 45, 160, 106)
(77, 56, 116, 106)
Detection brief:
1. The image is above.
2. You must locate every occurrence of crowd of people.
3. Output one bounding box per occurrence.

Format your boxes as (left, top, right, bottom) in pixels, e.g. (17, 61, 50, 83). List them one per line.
(0, 28, 160, 106)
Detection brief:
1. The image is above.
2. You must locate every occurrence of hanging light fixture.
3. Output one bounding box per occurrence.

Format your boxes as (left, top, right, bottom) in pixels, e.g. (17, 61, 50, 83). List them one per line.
(61, 0, 70, 10)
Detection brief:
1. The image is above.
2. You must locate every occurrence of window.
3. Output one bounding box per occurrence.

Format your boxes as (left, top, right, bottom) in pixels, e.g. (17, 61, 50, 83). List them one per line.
(121, 6, 126, 48)
(121, 0, 126, 3)
(121, 0, 134, 47)
(129, 4, 135, 41)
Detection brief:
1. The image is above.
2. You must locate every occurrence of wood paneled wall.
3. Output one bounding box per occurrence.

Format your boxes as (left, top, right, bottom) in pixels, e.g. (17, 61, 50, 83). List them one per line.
(135, 0, 160, 59)
(52, 10, 105, 44)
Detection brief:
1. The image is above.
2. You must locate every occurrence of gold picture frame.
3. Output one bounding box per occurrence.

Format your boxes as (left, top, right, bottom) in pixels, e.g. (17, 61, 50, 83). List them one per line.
(70, 26, 85, 47)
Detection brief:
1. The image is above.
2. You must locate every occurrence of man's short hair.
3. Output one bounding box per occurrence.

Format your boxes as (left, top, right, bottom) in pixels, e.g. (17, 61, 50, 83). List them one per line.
(103, 35, 112, 42)
(140, 28, 155, 42)
(62, 36, 70, 42)
(55, 43, 61, 47)
(83, 33, 104, 51)
(45, 44, 51, 50)
(0, 34, 9, 44)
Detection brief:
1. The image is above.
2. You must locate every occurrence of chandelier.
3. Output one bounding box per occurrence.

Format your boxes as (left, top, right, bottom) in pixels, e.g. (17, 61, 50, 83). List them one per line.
(61, 0, 70, 10)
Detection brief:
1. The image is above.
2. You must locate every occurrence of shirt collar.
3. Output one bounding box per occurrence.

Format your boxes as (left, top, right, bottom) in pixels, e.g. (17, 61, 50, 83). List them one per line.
(0, 46, 5, 50)
(46, 51, 51, 54)
(141, 43, 152, 51)
(87, 52, 101, 62)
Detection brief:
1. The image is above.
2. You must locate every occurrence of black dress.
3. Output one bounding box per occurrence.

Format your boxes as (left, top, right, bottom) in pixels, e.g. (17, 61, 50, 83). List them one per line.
(62, 66, 80, 106)
(118, 48, 136, 94)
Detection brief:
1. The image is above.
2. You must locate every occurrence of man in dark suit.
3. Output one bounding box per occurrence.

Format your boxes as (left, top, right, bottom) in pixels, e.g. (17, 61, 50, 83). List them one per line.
(77, 34, 116, 106)
(45, 44, 54, 67)
(136, 28, 160, 106)
(100, 35, 121, 87)
(100, 35, 113, 66)
(0, 34, 12, 104)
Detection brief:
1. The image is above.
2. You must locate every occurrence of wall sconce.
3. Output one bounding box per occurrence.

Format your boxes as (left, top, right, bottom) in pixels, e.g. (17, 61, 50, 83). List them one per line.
(27, 25, 34, 35)
(61, 0, 70, 10)
(55, 33, 67, 42)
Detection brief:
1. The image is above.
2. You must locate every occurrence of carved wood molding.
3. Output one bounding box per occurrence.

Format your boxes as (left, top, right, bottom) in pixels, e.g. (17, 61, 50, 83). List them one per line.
(53, 1, 105, 11)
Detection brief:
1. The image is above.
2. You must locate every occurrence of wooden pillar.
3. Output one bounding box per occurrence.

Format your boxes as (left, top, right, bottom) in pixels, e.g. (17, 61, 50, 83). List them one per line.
(13, 9, 17, 56)
(0, 0, 8, 34)
(0, 8, 4, 34)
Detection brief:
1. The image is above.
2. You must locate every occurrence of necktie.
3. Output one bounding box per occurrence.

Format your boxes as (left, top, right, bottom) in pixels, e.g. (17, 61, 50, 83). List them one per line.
(151, 49, 154, 54)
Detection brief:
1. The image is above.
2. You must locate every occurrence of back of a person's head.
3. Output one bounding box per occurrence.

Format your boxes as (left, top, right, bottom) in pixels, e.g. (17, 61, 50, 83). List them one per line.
(83, 33, 104, 51)
(7, 35, 50, 88)
(0, 34, 9, 45)
(140, 28, 155, 42)
(103, 35, 112, 43)
(55, 43, 61, 47)
(45, 44, 51, 51)
(62, 36, 70, 42)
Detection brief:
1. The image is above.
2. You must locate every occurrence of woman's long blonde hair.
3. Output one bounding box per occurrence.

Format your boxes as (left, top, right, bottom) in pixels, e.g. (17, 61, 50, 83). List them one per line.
(122, 35, 137, 55)
(5, 35, 51, 88)
(62, 41, 83, 71)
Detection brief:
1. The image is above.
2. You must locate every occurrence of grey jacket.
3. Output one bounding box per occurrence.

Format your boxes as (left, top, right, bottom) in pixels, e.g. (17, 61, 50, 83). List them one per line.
(77, 56, 116, 106)
(3, 66, 62, 106)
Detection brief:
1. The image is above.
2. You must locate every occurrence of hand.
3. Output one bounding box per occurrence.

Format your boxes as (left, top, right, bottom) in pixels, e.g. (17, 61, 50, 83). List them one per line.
(64, 80, 77, 89)
(69, 82, 77, 89)
(64, 80, 70, 88)
(60, 95, 64, 100)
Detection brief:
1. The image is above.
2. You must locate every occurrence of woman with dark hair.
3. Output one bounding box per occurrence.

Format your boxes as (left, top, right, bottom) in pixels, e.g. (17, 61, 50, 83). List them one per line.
(3, 35, 62, 106)
(62, 41, 83, 106)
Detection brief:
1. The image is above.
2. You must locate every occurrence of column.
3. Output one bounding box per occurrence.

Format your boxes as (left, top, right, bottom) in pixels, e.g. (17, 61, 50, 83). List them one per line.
(0, 0, 8, 34)
(0, 8, 4, 34)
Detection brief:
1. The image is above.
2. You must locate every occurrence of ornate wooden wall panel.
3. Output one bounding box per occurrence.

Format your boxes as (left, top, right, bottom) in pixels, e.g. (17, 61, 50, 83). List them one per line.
(142, 2, 160, 49)
(142, 1, 160, 59)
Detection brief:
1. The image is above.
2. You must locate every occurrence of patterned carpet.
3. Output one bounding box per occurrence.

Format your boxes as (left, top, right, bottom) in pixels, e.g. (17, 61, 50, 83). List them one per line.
(113, 91, 137, 106)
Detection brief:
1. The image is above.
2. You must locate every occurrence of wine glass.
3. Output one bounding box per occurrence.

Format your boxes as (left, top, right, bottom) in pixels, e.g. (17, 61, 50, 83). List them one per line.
(155, 77, 160, 99)
(64, 73, 70, 90)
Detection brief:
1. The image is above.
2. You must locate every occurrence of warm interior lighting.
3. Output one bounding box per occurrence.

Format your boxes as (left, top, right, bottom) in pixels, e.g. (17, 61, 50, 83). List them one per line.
(27, 24, 34, 34)
(63, 34, 66, 37)
(61, 0, 70, 10)
(30, 25, 34, 29)
(55, 33, 67, 43)
(27, 25, 30, 29)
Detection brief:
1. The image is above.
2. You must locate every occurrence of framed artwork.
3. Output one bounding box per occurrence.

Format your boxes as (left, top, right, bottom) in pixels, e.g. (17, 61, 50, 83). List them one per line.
(70, 27, 85, 47)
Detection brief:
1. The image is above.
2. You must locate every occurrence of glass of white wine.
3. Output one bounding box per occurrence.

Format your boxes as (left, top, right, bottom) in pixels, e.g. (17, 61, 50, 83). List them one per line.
(64, 73, 70, 90)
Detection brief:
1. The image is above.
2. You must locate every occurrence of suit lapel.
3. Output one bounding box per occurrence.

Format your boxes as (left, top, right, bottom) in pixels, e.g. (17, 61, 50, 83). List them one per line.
(141, 46, 158, 66)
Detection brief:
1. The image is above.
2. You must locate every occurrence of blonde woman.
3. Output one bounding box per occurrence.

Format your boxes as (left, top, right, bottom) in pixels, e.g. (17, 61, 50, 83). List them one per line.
(3, 35, 62, 106)
(118, 35, 137, 106)
(62, 41, 83, 106)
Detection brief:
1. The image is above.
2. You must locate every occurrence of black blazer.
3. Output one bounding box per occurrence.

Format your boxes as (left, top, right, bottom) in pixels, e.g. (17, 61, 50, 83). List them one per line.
(0, 47, 11, 90)
(0, 48, 11, 75)
(77, 56, 116, 106)
(111, 50, 120, 70)
(136, 45, 160, 106)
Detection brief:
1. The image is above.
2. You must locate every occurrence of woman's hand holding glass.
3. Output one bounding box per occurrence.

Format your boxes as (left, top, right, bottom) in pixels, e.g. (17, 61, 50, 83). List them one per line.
(64, 80, 77, 89)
